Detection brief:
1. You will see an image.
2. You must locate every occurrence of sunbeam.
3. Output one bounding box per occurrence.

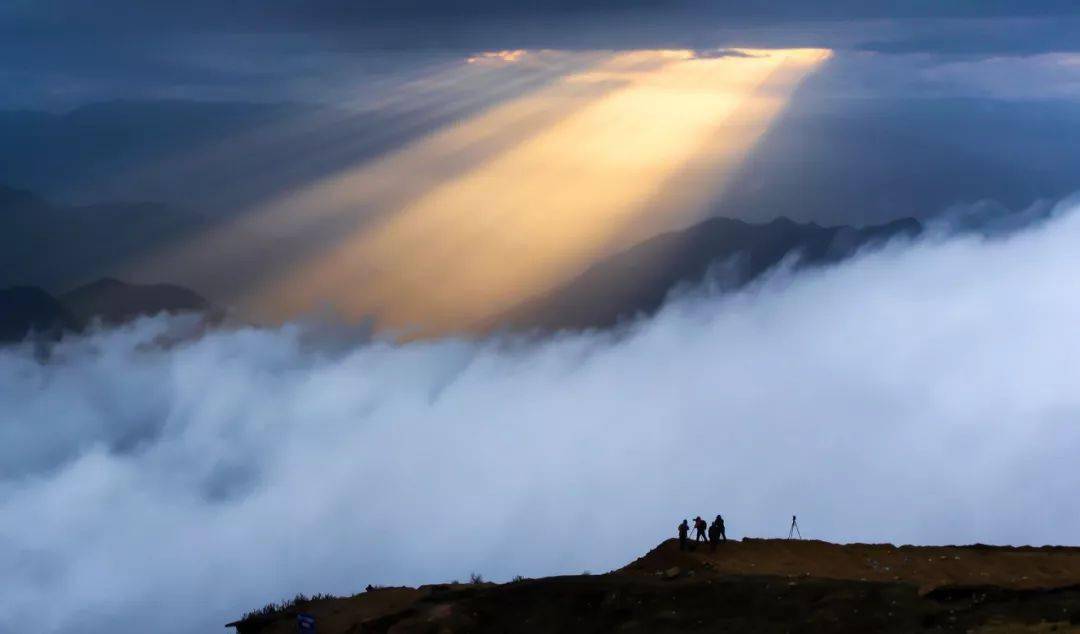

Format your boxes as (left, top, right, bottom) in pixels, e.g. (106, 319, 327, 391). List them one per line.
(133, 48, 830, 334)
(250, 48, 830, 333)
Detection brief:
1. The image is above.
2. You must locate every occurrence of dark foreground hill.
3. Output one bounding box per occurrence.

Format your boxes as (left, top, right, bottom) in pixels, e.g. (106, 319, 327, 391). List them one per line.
(501, 215, 922, 332)
(227, 539, 1080, 633)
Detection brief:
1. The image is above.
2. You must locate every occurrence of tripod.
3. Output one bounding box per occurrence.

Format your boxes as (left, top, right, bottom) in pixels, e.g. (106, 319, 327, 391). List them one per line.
(787, 515, 802, 539)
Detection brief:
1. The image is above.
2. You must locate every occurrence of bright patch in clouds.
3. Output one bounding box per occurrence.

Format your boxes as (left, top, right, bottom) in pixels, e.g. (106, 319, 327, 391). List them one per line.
(467, 49, 529, 64)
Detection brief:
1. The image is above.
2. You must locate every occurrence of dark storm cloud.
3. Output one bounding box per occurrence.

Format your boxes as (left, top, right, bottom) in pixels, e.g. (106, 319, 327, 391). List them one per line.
(8, 1, 1080, 27)
(6, 1, 1080, 54)
(4, 0, 1080, 109)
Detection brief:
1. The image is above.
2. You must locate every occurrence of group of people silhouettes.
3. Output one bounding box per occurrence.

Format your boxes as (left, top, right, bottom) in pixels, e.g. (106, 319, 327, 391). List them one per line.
(678, 515, 727, 551)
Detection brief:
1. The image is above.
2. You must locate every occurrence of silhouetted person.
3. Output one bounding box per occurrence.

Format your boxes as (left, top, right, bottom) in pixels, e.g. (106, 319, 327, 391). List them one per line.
(694, 516, 707, 542)
(708, 520, 720, 551)
(715, 515, 727, 542)
(678, 519, 690, 550)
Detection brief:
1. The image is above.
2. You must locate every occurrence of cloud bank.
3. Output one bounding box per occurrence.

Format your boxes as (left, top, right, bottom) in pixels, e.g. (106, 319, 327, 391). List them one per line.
(4, 198, 1080, 633)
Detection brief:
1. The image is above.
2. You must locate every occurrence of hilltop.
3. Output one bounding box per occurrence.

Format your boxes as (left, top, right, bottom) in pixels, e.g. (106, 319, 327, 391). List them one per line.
(228, 539, 1080, 633)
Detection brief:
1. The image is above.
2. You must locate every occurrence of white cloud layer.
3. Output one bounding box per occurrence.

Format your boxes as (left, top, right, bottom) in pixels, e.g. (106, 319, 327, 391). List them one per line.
(4, 197, 1080, 633)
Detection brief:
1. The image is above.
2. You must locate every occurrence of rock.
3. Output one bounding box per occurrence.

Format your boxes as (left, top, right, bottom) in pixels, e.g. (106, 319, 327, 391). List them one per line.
(664, 567, 681, 580)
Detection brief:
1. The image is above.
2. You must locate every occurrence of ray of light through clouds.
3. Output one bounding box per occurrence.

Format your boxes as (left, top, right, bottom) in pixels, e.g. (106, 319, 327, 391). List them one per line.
(133, 47, 830, 334)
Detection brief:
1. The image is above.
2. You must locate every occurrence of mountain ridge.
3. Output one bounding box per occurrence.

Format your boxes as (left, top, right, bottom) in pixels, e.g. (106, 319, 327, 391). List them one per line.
(0, 278, 215, 343)
(500, 214, 922, 332)
(59, 277, 211, 326)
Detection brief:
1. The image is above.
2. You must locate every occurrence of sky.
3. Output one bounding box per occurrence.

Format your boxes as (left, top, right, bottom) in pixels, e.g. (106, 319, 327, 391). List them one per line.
(5, 4, 1080, 632)
(6, 2, 1080, 328)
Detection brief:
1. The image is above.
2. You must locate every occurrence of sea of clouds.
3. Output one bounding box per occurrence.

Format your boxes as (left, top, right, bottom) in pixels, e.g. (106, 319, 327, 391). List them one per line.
(3, 196, 1080, 633)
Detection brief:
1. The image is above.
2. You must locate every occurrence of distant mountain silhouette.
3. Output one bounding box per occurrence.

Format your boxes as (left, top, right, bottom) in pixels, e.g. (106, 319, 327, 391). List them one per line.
(502, 215, 921, 331)
(0, 278, 214, 343)
(60, 278, 212, 326)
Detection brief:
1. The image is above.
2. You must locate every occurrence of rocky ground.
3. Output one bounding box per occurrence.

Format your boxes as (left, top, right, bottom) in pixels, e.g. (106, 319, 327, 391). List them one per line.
(227, 539, 1080, 633)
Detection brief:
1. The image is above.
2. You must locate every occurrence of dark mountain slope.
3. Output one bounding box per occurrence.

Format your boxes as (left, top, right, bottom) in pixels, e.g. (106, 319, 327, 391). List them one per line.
(503, 215, 921, 332)
(0, 287, 83, 342)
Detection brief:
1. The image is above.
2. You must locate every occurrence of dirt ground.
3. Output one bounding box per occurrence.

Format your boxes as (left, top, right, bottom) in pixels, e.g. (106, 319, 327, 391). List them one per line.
(622, 538, 1080, 592)
(228, 539, 1080, 633)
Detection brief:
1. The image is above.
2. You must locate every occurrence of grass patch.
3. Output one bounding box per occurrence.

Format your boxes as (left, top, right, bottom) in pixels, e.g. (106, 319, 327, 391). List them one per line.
(240, 593, 334, 621)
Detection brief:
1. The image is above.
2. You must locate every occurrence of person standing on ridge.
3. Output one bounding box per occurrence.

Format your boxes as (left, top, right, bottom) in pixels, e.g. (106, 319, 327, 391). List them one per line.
(713, 515, 727, 543)
(694, 516, 708, 543)
(678, 519, 690, 551)
(708, 518, 720, 551)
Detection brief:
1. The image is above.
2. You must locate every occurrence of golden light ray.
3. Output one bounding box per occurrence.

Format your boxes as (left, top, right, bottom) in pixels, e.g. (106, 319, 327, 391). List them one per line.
(126, 50, 607, 290)
(242, 48, 830, 335)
